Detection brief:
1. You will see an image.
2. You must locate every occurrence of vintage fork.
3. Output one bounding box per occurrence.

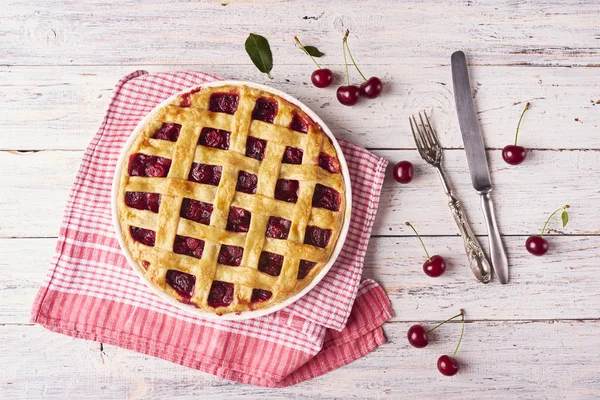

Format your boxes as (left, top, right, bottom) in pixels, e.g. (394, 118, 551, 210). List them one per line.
(409, 111, 492, 284)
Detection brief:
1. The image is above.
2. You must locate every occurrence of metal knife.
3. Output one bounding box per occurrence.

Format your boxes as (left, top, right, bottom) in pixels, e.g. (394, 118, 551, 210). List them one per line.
(451, 50, 509, 284)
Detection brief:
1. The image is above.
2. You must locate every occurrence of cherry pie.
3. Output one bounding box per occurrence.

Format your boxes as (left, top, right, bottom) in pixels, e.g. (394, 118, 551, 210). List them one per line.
(116, 83, 347, 315)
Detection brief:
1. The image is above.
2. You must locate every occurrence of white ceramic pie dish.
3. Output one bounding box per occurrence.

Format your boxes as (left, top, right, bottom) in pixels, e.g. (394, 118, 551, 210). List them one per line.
(111, 80, 352, 321)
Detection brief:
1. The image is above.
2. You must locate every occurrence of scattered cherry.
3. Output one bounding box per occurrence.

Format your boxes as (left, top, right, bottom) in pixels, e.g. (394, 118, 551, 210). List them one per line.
(437, 355, 460, 376)
(295, 36, 333, 88)
(407, 324, 429, 348)
(360, 77, 383, 99)
(526, 205, 570, 256)
(502, 102, 530, 165)
(405, 222, 446, 277)
(344, 30, 383, 99)
(393, 161, 414, 184)
(336, 85, 361, 106)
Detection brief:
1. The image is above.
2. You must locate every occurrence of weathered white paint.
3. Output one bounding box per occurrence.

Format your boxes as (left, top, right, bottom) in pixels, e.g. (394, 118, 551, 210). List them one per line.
(2, 0, 600, 398)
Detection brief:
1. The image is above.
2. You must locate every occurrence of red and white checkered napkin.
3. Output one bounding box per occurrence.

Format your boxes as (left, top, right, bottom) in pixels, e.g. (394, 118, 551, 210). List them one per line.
(31, 71, 393, 387)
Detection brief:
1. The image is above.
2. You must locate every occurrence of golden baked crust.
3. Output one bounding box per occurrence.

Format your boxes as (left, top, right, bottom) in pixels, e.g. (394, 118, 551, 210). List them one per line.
(116, 84, 346, 315)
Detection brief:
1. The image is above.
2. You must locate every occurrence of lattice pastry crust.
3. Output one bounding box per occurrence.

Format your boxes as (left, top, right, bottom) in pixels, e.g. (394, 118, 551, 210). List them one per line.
(116, 83, 347, 315)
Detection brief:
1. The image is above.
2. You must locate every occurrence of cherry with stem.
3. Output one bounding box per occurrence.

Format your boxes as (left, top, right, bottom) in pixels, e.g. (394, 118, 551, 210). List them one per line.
(502, 102, 530, 165)
(407, 310, 464, 348)
(526, 205, 570, 256)
(336, 31, 360, 106)
(294, 36, 333, 89)
(437, 309, 465, 376)
(343, 30, 383, 99)
(405, 222, 446, 277)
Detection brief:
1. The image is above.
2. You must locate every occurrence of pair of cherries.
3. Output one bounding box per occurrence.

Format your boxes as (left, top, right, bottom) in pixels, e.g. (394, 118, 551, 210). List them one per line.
(408, 310, 465, 376)
(296, 32, 383, 106)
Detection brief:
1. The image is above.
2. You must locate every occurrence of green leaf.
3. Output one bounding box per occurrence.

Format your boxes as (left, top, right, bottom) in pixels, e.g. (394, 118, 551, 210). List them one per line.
(245, 33, 273, 79)
(561, 210, 569, 228)
(303, 45, 325, 57)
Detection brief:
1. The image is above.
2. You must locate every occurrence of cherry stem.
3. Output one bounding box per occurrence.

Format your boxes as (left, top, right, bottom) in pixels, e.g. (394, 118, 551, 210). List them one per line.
(452, 310, 465, 359)
(514, 102, 530, 146)
(294, 36, 321, 69)
(540, 205, 570, 237)
(426, 310, 463, 334)
(343, 30, 368, 82)
(405, 222, 431, 261)
(342, 32, 350, 86)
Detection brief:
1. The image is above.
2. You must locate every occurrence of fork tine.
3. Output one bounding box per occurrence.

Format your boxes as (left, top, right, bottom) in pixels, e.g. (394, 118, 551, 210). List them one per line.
(409, 115, 425, 155)
(422, 111, 441, 148)
(417, 112, 433, 149)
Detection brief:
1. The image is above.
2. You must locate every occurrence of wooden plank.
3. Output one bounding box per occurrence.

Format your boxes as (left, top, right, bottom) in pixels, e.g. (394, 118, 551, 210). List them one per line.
(2, 65, 600, 151)
(3, 321, 600, 399)
(4, 235, 600, 324)
(3, 0, 600, 67)
(1, 149, 597, 238)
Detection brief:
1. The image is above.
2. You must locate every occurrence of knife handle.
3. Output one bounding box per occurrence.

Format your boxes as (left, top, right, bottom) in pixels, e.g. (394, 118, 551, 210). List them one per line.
(480, 192, 509, 284)
(447, 194, 492, 284)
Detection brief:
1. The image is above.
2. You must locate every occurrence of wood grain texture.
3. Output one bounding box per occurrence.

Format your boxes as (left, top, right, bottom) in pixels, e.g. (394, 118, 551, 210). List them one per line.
(3, 0, 600, 398)
(1, 149, 597, 238)
(3, 322, 600, 399)
(2, 65, 599, 151)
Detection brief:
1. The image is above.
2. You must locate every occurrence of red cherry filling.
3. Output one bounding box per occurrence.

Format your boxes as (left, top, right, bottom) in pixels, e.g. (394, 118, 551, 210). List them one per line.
(226, 207, 252, 233)
(207, 281, 234, 308)
(208, 92, 239, 115)
(274, 179, 299, 203)
(251, 289, 272, 303)
(198, 127, 231, 150)
(312, 184, 341, 211)
(218, 245, 243, 266)
(245, 136, 267, 161)
(236, 171, 258, 194)
(125, 192, 161, 213)
(304, 226, 332, 248)
(153, 123, 181, 142)
(258, 251, 284, 276)
(289, 113, 309, 133)
(297, 260, 317, 279)
(173, 235, 205, 259)
(128, 154, 172, 177)
(129, 226, 156, 247)
(252, 97, 278, 123)
(318, 153, 341, 174)
(179, 87, 202, 108)
(180, 198, 213, 225)
(165, 270, 196, 299)
(282, 147, 303, 164)
(266, 216, 291, 239)
(188, 163, 222, 186)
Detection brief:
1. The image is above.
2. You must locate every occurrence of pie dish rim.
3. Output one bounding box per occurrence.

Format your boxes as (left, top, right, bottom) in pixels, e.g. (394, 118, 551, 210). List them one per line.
(110, 79, 352, 320)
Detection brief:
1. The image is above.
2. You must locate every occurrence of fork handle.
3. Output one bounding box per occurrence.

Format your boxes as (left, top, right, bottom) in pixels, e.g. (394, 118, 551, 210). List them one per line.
(448, 194, 492, 284)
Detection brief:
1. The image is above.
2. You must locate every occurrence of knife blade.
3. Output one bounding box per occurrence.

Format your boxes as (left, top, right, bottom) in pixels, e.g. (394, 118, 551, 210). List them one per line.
(451, 50, 509, 284)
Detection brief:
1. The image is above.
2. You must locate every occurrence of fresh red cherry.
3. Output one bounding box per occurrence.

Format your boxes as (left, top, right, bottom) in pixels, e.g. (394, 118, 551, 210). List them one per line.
(407, 324, 428, 348)
(502, 145, 527, 165)
(405, 222, 446, 277)
(423, 255, 446, 277)
(360, 77, 383, 98)
(311, 69, 334, 88)
(336, 85, 361, 106)
(393, 161, 414, 184)
(437, 355, 459, 376)
(503, 102, 530, 166)
(526, 205, 570, 256)
(525, 235, 549, 256)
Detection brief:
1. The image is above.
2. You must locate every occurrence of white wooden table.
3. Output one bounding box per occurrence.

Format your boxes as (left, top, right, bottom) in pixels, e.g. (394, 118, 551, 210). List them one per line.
(3, 1, 600, 398)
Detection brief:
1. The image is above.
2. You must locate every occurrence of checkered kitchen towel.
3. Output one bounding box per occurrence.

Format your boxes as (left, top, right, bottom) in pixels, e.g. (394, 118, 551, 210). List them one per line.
(31, 71, 393, 387)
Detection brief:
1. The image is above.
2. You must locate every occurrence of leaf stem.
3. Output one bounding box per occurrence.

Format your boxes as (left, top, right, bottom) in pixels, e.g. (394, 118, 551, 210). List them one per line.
(540, 205, 570, 237)
(426, 310, 463, 334)
(452, 310, 465, 359)
(343, 30, 367, 82)
(342, 31, 349, 86)
(514, 102, 530, 146)
(405, 222, 431, 260)
(294, 36, 321, 69)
